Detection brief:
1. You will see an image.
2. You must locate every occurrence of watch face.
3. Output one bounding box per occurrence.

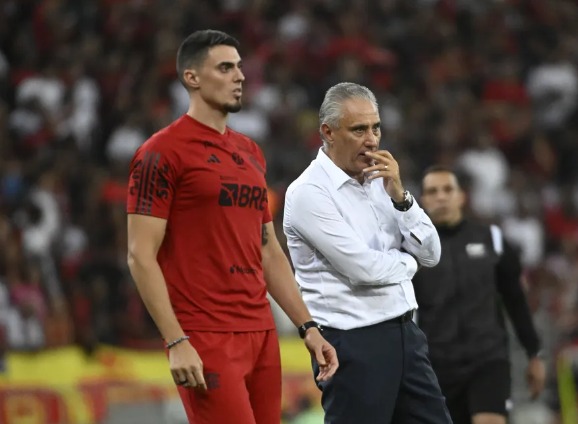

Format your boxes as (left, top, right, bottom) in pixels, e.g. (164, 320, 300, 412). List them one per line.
(392, 191, 412, 211)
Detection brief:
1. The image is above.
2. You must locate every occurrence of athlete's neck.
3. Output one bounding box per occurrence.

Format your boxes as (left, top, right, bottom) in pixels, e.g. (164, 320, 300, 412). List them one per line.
(187, 102, 228, 134)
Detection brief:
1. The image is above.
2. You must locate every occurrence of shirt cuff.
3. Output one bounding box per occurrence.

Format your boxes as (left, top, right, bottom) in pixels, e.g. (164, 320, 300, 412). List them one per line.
(393, 201, 422, 228)
(400, 251, 418, 279)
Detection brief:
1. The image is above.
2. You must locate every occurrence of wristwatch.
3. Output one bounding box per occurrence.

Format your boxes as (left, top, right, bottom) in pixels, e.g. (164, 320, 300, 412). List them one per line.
(298, 320, 323, 339)
(391, 190, 414, 212)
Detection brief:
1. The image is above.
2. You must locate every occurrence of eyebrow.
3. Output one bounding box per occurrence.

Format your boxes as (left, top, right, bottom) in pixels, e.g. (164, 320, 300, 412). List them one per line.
(216, 60, 242, 68)
(348, 121, 381, 131)
(425, 184, 455, 192)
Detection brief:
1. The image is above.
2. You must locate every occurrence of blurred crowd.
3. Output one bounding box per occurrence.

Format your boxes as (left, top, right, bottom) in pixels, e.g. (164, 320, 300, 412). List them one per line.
(1, 0, 578, 418)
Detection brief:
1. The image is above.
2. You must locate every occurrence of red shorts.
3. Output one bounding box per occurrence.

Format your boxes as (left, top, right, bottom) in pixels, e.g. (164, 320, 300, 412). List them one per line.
(175, 329, 281, 424)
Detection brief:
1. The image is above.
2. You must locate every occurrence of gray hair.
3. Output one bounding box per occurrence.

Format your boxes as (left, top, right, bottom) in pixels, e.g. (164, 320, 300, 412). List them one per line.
(319, 82, 378, 146)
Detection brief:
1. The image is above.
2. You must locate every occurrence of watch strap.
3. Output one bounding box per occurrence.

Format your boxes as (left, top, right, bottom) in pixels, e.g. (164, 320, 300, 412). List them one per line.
(298, 320, 322, 339)
(392, 190, 414, 212)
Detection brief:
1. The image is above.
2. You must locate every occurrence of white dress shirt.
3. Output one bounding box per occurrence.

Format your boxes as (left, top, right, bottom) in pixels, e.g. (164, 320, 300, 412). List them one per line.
(283, 149, 441, 330)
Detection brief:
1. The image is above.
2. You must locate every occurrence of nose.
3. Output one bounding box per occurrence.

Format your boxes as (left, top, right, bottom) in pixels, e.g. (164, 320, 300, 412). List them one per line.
(433, 190, 448, 202)
(235, 67, 245, 82)
(365, 132, 379, 149)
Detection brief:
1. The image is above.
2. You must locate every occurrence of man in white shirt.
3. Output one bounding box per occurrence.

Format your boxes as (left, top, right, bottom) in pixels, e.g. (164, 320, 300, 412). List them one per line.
(283, 82, 452, 424)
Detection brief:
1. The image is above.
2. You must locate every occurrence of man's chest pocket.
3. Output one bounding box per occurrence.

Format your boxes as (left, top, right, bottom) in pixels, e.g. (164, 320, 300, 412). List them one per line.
(459, 242, 499, 291)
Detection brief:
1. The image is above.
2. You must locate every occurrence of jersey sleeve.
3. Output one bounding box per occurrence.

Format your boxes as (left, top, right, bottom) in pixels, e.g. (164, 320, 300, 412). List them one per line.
(262, 188, 272, 224)
(252, 141, 272, 224)
(126, 140, 178, 219)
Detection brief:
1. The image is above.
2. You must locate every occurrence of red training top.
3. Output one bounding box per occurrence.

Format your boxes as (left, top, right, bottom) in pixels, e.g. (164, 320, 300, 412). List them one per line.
(127, 115, 275, 332)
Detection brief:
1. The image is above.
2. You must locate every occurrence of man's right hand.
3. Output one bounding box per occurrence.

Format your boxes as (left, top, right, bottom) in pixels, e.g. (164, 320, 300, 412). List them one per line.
(303, 328, 339, 381)
(527, 356, 546, 399)
(169, 341, 208, 391)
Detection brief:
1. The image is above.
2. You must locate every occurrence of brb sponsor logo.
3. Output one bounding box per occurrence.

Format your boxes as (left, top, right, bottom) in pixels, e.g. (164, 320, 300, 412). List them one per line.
(218, 184, 267, 210)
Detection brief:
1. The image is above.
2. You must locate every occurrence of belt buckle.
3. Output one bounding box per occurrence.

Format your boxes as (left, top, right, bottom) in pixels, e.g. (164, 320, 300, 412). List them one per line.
(402, 310, 413, 322)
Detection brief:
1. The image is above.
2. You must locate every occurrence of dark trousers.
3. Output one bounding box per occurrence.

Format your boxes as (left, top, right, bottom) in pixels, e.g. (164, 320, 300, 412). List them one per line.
(435, 359, 511, 424)
(314, 318, 452, 424)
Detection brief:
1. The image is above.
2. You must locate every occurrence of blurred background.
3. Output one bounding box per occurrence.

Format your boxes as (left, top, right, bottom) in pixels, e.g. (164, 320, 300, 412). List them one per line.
(1, 0, 578, 423)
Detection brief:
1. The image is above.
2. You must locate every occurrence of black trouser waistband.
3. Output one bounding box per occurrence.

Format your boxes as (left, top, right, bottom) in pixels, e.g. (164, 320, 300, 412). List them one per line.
(390, 309, 415, 323)
(321, 309, 415, 332)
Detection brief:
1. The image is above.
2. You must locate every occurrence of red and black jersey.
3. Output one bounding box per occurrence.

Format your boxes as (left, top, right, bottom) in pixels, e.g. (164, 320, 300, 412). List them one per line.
(127, 115, 275, 332)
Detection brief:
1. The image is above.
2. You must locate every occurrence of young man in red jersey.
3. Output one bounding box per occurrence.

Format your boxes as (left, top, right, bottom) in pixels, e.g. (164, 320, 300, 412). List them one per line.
(126, 30, 338, 424)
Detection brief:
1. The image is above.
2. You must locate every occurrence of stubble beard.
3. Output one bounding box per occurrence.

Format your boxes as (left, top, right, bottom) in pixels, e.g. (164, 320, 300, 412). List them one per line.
(224, 99, 242, 113)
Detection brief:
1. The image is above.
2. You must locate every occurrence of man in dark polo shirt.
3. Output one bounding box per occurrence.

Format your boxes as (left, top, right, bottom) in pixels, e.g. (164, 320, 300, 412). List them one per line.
(414, 165, 546, 424)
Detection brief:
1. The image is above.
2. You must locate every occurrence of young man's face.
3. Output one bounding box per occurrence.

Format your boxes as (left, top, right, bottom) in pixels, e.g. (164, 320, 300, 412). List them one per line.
(420, 171, 465, 226)
(196, 45, 245, 113)
(322, 97, 381, 179)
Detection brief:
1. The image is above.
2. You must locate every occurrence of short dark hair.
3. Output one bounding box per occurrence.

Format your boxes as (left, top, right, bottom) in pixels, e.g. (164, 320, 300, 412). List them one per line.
(176, 30, 240, 87)
(420, 165, 466, 193)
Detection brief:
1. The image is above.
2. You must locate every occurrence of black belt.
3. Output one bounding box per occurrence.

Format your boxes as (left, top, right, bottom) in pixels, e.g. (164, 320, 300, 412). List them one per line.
(386, 309, 414, 324)
(321, 309, 415, 332)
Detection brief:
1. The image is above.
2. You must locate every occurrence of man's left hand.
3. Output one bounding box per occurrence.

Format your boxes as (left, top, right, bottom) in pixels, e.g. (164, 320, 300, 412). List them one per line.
(527, 356, 546, 399)
(363, 150, 404, 202)
(304, 328, 339, 381)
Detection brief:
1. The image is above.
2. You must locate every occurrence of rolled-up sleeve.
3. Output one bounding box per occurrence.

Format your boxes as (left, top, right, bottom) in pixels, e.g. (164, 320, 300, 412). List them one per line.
(394, 202, 441, 268)
(288, 183, 417, 286)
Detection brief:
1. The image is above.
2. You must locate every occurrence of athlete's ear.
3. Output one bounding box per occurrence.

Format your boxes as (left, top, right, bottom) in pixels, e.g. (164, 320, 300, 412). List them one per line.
(183, 68, 200, 90)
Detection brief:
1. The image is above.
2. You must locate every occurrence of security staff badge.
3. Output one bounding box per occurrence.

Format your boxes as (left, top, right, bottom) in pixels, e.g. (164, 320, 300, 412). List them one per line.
(465, 243, 487, 258)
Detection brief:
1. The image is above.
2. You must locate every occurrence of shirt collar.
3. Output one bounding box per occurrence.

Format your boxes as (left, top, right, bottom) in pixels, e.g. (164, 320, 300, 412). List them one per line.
(316, 148, 369, 189)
